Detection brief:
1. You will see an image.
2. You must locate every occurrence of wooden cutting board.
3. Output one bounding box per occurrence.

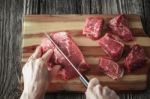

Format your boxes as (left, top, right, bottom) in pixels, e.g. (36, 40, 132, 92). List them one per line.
(22, 15, 150, 92)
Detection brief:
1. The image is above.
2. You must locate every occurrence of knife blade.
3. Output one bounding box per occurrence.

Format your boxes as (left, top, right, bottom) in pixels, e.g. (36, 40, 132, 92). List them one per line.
(44, 32, 89, 87)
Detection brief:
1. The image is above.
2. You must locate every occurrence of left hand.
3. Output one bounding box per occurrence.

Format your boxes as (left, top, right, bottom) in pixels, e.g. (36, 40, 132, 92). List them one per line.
(21, 46, 60, 99)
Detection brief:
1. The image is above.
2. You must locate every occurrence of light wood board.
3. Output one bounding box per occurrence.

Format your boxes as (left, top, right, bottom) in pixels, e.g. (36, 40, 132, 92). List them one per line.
(22, 15, 150, 92)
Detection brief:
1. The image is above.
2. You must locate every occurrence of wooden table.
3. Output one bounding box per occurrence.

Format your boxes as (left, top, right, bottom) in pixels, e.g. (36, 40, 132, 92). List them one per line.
(0, 0, 150, 99)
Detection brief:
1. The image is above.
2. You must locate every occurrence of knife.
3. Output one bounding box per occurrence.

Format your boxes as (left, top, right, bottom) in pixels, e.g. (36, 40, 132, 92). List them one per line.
(44, 32, 89, 87)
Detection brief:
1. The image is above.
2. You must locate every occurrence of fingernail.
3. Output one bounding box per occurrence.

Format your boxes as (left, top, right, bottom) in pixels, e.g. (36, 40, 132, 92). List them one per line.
(55, 65, 61, 70)
(47, 49, 53, 54)
(35, 46, 41, 51)
(92, 78, 99, 84)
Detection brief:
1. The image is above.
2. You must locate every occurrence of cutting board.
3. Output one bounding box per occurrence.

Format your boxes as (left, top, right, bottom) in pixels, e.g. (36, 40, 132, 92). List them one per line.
(22, 15, 150, 92)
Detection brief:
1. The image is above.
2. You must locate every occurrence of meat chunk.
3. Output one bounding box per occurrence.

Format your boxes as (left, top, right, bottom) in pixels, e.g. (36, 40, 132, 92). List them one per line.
(99, 33, 125, 61)
(124, 44, 147, 72)
(83, 17, 104, 40)
(99, 57, 124, 80)
(108, 14, 133, 41)
(40, 32, 89, 80)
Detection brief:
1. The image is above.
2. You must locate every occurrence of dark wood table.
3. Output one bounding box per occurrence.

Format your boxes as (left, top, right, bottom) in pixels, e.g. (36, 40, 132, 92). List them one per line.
(0, 0, 150, 99)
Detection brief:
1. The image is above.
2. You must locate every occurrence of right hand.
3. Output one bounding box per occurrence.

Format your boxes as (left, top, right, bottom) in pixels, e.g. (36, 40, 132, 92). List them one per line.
(85, 78, 119, 99)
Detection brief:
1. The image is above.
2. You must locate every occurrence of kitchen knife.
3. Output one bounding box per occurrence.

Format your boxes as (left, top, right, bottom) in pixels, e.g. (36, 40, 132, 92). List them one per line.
(44, 32, 89, 87)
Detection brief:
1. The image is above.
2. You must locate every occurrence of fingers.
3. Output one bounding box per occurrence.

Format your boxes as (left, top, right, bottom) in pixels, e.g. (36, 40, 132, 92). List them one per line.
(25, 48, 54, 75)
(103, 86, 112, 95)
(93, 84, 102, 97)
(86, 78, 101, 99)
(88, 78, 100, 90)
(50, 65, 61, 78)
(102, 86, 119, 99)
(41, 49, 53, 63)
(29, 46, 42, 60)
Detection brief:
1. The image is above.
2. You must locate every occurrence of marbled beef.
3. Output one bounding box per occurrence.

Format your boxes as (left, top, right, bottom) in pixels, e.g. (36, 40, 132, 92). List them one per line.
(41, 32, 89, 80)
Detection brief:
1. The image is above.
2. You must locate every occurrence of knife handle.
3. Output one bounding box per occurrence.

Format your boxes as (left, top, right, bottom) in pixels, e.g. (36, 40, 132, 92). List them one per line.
(79, 74, 89, 88)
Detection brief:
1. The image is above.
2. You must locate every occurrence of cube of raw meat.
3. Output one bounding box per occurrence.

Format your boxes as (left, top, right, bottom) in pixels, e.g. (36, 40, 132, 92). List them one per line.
(99, 57, 124, 80)
(83, 17, 104, 40)
(108, 14, 134, 41)
(99, 33, 125, 61)
(40, 32, 89, 80)
(124, 44, 147, 72)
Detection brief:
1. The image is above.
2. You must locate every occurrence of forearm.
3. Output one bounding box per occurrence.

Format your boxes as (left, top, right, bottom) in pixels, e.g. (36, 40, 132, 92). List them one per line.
(20, 91, 44, 99)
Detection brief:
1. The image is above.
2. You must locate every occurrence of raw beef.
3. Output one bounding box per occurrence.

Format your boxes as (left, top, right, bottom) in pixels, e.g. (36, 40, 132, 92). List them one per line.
(83, 17, 104, 40)
(108, 14, 133, 41)
(98, 33, 125, 61)
(40, 32, 89, 80)
(99, 57, 124, 80)
(124, 44, 147, 72)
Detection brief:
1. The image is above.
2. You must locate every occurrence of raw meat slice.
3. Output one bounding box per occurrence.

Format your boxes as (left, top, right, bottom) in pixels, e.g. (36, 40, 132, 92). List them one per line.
(108, 14, 133, 41)
(83, 17, 104, 40)
(40, 32, 89, 80)
(99, 57, 124, 80)
(98, 33, 125, 61)
(124, 44, 147, 72)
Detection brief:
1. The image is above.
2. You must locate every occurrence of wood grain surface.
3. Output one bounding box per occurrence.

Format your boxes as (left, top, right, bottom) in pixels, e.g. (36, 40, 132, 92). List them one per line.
(22, 15, 150, 92)
(1, 0, 150, 99)
(0, 0, 24, 99)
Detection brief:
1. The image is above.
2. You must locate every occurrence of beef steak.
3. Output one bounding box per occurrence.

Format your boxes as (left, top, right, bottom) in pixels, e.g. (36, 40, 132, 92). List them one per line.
(40, 32, 89, 80)
(83, 17, 104, 40)
(99, 33, 125, 61)
(124, 44, 147, 72)
(99, 57, 124, 80)
(108, 14, 133, 41)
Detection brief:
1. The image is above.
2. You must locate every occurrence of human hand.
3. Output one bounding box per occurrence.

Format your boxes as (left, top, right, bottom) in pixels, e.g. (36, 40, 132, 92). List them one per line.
(21, 46, 60, 99)
(85, 78, 119, 99)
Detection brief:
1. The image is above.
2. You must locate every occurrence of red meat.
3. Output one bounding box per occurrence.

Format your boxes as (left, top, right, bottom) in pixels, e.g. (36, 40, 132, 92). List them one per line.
(40, 32, 89, 80)
(108, 14, 133, 41)
(124, 44, 147, 72)
(99, 57, 124, 80)
(83, 17, 104, 40)
(99, 33, 125, 61)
